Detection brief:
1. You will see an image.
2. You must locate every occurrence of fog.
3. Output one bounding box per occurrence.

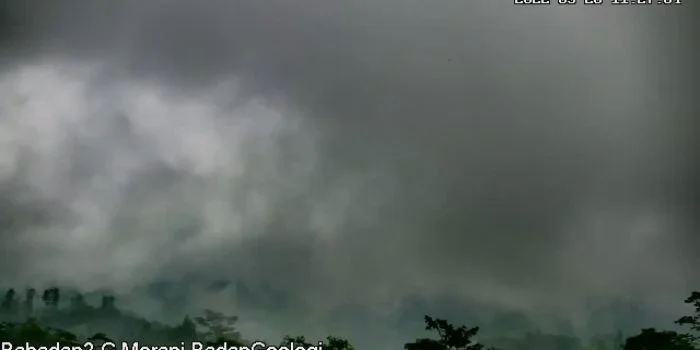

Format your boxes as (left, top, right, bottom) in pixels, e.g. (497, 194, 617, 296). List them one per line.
(0, 0, 697, 346)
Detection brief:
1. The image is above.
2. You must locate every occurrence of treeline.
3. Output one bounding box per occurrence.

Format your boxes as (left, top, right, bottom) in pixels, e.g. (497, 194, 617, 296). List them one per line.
(1, 287, 700, 349)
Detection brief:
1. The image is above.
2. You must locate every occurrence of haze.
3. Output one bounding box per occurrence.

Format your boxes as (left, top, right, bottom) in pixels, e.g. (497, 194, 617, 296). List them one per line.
(0, 0, 697, 347)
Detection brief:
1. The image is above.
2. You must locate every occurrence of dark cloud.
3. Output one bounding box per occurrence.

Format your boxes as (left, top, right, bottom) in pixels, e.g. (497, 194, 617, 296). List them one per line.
(0, 0, 697, 346)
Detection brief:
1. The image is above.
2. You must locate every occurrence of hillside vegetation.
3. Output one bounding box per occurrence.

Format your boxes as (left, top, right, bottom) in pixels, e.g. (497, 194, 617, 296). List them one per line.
(1, 287, 700, 350)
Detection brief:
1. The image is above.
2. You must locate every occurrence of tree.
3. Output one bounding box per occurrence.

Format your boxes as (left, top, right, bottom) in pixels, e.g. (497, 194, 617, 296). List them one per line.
(174, 315, 198, 341)
(23, 288, 35, 316)
(623, 328, 695, 350)
(41, 288, 60, 308)
(280, 335, 353, 350)
(14, 318, 58, 344)
(404, 315, 499, 350)
(99, 295, 117, 313)
(677, 291, 700, 340)
(324, 335, 355, 350)
(1, 288, 18, 314)
(194, 309, 240, 341)
(280, 335, 313, 347)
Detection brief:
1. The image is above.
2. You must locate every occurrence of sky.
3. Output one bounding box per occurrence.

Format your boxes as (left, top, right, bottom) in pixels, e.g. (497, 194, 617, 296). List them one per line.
(0, 0, 697, 347)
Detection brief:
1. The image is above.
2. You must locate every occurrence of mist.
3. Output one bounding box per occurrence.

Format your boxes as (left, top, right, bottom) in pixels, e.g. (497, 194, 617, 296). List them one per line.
(0, 0, 697, 346)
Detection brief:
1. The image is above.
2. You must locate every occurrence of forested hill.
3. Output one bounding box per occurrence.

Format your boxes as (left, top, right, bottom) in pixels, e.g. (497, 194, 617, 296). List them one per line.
(0, 287, 699, 350)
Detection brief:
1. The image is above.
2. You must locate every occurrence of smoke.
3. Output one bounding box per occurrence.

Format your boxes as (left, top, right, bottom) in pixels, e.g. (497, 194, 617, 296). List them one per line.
(0, 0, 697, 345)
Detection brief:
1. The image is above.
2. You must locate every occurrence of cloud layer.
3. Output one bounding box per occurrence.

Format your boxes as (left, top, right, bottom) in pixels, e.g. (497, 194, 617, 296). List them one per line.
(0, 0, 697, 345)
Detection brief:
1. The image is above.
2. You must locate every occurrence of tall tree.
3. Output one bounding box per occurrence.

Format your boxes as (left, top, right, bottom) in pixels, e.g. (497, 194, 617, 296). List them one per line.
(23, 288, 35, 316)
(194, 309, 240, 341)
(174, 315, 198, 341)
(100, 295, 116, 311)
(280, 335, 313, 347)
(324, 335, 355, 350)
(676, 291, 700, 345)
(41, 288, 60, 308)
(623, 328, 695, 350)
(1, 288, 18, 315)
(404, 315, 499, 350)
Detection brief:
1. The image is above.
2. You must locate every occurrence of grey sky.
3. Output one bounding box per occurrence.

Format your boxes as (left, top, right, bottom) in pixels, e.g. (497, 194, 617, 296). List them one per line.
(0, 0, 697, 346)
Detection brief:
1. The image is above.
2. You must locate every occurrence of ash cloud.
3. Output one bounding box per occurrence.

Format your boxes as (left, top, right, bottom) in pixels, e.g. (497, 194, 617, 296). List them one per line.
(0, 0, 697, 344)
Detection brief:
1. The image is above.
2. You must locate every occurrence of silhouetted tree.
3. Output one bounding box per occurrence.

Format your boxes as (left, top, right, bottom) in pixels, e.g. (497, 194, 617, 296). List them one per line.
(280, 335, 313, 347)
(324, 335, 355, 350)
(279, 335, 353, 349)
(9, 283, 700, 350)
(100, 295, 116, 311)
(52, 288, 60, 307)
(676, 291, 700, 346)
(174, 315, 198, 341)
(194, 309, 240, 341)
(623, 328, 694, 350)
(23, 288, 35, 316)
(404, 315, 499, 350)
(41, 288, 59, 308)
(1, 288, 18, 314)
